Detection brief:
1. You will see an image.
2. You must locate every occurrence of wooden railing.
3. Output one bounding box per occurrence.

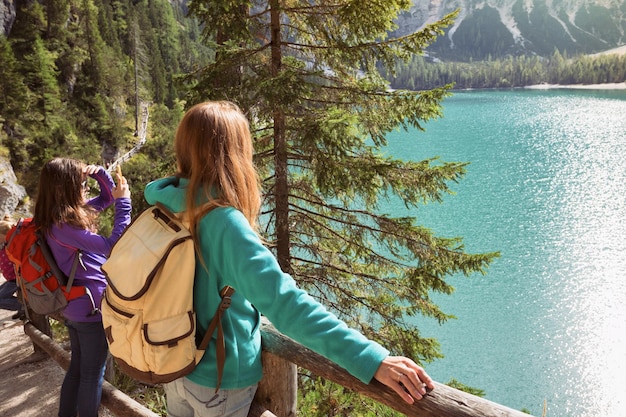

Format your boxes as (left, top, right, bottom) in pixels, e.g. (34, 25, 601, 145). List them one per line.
(254, 317, 532, 417)
(24, 314, 532, 417)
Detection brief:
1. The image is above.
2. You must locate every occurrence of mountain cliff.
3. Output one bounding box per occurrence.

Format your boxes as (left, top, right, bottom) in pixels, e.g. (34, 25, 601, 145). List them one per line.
(395, 0, 626, 61)
(0, 0, 15, 36)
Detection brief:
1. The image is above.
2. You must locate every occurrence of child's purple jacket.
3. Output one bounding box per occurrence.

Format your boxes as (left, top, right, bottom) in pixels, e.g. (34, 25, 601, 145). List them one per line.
(47, 167, 131, 322)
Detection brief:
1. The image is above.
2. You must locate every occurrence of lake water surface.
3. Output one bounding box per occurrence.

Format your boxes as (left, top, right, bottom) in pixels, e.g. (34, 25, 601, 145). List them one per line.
(383, 89, 626, 417)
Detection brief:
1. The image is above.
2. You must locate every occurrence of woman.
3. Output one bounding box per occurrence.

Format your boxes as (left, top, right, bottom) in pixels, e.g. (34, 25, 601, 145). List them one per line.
(145, 101, 434, 417)
(34, 158, 131, 417)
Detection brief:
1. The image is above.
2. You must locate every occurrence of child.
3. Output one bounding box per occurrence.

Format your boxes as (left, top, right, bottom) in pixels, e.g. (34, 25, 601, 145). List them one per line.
(0, 216, 24, 319)
(33, 158, 131, 417)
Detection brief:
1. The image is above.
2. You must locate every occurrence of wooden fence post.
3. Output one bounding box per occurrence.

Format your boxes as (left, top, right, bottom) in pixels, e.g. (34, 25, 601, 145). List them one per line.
(26, 312, 51, 354)
(254, 351, 297, 417)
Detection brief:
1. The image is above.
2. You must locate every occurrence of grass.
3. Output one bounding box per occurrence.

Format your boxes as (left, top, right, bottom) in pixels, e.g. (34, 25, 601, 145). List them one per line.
(111, 370, 167, 416)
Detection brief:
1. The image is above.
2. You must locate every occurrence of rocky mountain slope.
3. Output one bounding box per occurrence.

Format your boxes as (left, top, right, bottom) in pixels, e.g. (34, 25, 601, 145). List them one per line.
(0, 0, 15, 37)
(0, 158, 28, 219)
(395, 0, 626, 60)
(2, 0, 624, 61)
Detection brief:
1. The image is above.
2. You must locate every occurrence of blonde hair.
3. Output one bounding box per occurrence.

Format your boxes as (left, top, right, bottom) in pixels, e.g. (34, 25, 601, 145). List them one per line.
(175, 101, 261, 237)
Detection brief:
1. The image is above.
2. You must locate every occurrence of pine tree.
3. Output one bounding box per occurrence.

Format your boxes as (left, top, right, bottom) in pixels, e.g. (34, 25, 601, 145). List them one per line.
(0, 37, 29, 124)
(184, 0, 498, 365)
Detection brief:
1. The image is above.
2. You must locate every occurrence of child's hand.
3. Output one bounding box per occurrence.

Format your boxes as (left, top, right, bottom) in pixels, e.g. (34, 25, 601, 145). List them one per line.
(83, 165, 100, 176)
(112, 171, 131, 199)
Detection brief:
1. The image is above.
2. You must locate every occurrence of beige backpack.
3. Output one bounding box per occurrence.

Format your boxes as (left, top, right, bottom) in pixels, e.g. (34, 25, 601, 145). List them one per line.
(101, 203, 234, 388)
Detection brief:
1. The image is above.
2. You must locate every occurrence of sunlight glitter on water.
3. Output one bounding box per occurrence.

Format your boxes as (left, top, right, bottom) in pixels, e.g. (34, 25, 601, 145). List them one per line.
(521, 94, 626, 416)
(548, 129, 626, 415)
(386, 90, 626, 416)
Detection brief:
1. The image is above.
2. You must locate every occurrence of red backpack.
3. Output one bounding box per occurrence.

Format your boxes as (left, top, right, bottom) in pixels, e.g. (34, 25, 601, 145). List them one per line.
(5, 218, 93, 316)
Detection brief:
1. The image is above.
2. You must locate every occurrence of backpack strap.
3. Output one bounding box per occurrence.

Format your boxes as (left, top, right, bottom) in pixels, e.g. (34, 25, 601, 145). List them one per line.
(66, 250, 81, 292)
(35, 230, 80, 290)
(52, 245, 98, 316)
(175, 204, 231, 390)
(197, 285, 235, 392)
(83, 286, 100, 316)
(37, 231, 97, 316)
(6, 219, 24, 249)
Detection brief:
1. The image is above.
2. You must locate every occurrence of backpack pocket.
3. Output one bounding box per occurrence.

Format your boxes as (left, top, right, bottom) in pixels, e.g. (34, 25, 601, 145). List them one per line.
(101, 297, 148, 372)
(102, 296, 198, 383)
(142, 311, 197, 379)
(23, 280, 68, 315)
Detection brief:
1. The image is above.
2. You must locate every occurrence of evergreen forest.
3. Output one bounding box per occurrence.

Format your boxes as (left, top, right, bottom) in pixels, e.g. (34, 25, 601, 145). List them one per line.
(385, 50, 626, 90)
(0, 0, 210, 202)
(0, 1, 621, 415)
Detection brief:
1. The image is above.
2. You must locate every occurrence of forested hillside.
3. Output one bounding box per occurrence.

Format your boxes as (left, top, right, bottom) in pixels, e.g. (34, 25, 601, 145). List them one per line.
(384, 49, 626, 90)
(0, 0, 209, 201)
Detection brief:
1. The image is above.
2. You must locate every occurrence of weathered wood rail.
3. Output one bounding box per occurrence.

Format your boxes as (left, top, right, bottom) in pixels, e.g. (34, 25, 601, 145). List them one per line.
(24, 314, 532, 417)
(255, 317, 532, 417)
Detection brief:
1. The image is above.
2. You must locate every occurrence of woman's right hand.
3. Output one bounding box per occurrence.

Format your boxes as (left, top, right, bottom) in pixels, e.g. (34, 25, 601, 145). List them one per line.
(373, 356, 434, 404)
(112, 172, 131, 199)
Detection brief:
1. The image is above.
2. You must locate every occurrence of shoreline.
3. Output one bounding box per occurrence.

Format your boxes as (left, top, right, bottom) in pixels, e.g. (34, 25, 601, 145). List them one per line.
(524, 82, 626, 90)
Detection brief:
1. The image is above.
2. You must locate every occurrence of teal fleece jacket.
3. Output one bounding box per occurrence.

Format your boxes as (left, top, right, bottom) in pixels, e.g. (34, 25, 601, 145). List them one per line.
(144, 177, 389, 389)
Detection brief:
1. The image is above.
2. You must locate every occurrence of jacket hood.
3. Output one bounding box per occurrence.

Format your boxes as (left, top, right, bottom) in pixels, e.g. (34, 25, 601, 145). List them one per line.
(144, 176, 188, 213)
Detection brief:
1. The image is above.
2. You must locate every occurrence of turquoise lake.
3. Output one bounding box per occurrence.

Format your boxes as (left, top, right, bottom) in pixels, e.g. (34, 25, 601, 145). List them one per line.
(383, 89, 626, 417)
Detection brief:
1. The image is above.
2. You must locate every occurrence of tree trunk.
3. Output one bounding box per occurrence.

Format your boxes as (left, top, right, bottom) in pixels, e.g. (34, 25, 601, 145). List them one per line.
(269, 1, 292, 274)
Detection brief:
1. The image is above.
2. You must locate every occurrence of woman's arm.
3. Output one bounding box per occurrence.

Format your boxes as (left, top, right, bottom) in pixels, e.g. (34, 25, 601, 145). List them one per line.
(208, 209, 388, 384)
